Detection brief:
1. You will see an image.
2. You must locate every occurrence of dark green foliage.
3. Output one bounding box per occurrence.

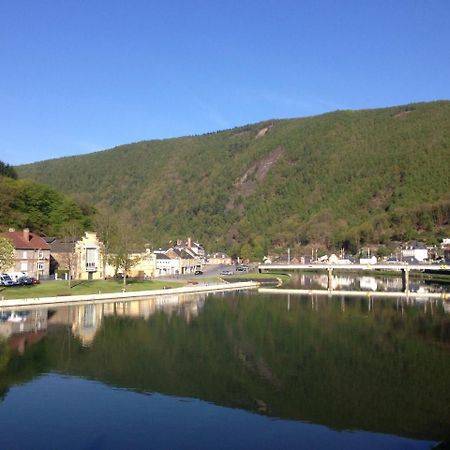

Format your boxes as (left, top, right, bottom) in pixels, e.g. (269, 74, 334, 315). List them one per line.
(16, 101, 450, 254)
(0, 161, 17, 179)
(0, 176, 93, 235)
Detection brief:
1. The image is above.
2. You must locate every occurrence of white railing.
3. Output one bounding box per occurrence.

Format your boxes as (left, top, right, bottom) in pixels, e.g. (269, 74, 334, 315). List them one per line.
(86, 262, 97, 272)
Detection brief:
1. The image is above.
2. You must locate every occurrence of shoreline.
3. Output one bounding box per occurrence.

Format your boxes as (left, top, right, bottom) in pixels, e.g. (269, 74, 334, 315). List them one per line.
(259, 287, 449, 300)
(0, 281, 260, 310)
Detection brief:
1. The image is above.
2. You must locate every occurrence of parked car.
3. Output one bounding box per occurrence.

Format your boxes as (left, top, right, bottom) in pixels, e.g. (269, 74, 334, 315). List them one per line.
(235, 266, 248, 272)
(17, 276, 33, 285)
(30, 277, 40, 285)
(219, 270, 233, 276)
(0, 274, 14, 287)
(194, 270, 203, 275)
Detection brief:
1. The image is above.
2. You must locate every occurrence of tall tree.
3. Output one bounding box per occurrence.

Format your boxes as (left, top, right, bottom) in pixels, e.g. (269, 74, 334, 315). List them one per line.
(110, 216, 142, 286)
(94, 209, 118, 282)
(58, 221, 84, 289)
(0, 237, 15, 273)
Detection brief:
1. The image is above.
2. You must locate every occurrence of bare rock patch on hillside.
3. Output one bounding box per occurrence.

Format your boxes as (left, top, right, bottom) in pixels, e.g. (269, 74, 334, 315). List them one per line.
(226, 146, 285, 210)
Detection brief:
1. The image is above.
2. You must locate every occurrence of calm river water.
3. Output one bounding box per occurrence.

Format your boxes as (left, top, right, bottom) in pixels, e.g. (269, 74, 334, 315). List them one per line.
(0, 275, 449, 449)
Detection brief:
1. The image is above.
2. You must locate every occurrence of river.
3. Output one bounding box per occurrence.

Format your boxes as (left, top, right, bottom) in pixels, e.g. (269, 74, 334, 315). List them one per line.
(0, 275, 449, 449)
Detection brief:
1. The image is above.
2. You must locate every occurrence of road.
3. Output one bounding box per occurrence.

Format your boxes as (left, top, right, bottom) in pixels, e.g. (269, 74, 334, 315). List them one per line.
(156, 264, 239, 282)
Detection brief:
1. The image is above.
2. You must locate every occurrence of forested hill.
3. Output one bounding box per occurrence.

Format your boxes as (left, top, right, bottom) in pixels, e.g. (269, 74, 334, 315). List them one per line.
(16, 101, 450, 257)
(0, 172, 93, 237)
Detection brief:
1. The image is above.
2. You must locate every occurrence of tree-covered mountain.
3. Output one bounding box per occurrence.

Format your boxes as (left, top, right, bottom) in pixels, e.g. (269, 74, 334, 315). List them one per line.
(0, 172, 93, 237)
(16, 101, 450, 257)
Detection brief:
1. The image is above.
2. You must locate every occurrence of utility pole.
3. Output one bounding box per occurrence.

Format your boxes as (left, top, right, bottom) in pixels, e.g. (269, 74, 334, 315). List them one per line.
(288, 247, 291, 264)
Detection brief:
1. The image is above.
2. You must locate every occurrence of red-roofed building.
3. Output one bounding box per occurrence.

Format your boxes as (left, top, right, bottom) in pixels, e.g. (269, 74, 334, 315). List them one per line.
(1, 228, 50, 278)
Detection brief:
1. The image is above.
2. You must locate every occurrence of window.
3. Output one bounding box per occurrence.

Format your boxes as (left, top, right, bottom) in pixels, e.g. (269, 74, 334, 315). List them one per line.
(23, 251, 28, 259)
(85, 248, 97, 270)
(37, 262, 44, 270)
(20, 261, 28, 271)
(38, 251, 44, 259)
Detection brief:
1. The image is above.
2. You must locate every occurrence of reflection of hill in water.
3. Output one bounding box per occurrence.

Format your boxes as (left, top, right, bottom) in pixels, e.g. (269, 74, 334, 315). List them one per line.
(1, 292, 450, 441)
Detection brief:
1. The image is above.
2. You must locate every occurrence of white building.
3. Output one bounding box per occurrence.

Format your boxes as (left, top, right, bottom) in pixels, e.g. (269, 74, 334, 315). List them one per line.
(155, 252, 180, 276)
(401, 242, 428, 262)
(359, 256, 378, 265)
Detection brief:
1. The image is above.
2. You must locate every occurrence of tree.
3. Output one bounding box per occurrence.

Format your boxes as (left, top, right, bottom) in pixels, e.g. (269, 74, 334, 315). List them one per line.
(0, 161, 18, 179)
(110, 216, 142, 286)
(109, 252, 141, 287)
(0, 237, 15, 273)
(94, 209, 118, 280)
(58, 221, 84, 289)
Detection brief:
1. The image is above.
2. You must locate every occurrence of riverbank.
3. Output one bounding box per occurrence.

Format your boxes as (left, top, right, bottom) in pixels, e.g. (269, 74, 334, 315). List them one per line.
(0, 279, 184, 300)
(0, 281, 260, 309)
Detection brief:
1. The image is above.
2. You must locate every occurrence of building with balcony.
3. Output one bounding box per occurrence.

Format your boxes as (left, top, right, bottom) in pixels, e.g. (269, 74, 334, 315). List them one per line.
(48, 231, 104, 280)
(75, 232, 104, 280)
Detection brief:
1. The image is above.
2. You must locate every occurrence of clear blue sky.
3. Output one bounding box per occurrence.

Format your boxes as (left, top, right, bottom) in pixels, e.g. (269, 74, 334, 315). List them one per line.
(1, 0, 450, 165)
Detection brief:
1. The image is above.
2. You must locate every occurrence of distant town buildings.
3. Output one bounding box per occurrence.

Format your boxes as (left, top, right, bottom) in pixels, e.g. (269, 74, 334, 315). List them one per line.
(207, 253, 232, 265)
(4, 226, 448, 282)
(0, 228, 211, 281)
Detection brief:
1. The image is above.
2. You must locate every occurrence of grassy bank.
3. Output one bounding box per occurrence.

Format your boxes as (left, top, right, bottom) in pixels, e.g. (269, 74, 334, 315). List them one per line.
(0, 279, 185, 300)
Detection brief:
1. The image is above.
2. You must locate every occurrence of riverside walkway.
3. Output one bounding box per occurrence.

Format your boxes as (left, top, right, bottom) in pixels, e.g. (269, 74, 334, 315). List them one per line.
(258, 263, 450, 292)
(0, 281, 260, 310)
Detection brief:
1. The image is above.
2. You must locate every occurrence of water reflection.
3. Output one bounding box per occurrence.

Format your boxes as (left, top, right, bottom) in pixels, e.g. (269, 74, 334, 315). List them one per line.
(0, 288, 449, 448)
(0, 309, 47, 353)
(48, 293, 206, 346)
(288, 272, 450, 294)
(0, 293, 207, 348)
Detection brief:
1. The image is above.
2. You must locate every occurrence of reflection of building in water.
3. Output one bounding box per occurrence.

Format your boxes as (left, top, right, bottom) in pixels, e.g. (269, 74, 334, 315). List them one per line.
(360, 277, 378, 291)
(296, 273, 415, 292)
(47, 293, 207, 346)
(0, 309, 48, 354)
(72, 303, 103, 346)
(314, 275, 353, 290)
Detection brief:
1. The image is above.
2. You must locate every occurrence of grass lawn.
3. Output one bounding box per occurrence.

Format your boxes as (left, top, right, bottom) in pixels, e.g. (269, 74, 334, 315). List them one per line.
(0, 279, 185, 300)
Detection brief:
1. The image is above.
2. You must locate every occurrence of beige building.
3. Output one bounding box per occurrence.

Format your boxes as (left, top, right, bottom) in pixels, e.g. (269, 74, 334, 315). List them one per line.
(165, 248, 200, 274)
(206, 252, 232, 265)
(105, 248, 157, 279)
(49, 231, 104, 280)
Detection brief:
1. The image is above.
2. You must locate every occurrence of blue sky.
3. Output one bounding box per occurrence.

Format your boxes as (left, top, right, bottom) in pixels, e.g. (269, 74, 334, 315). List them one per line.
(1, 0, 450, 165)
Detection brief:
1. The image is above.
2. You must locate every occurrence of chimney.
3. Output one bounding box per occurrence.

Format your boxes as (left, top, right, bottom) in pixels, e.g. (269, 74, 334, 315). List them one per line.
(187, 237, 192, 248)
(23, 228, 30, 241)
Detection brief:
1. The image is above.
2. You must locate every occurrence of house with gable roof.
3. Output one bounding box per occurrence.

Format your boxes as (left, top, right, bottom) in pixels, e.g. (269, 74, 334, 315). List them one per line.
(1, 228, 50, 278)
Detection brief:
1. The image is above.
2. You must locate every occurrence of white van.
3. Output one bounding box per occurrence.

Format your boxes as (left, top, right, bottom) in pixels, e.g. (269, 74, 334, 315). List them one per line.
(0, 274, 14, 286)
(7, 272, 27, 284)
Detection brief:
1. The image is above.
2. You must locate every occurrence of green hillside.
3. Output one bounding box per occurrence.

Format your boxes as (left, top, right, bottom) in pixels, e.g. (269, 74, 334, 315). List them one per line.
(16, 101, 450, 257)
(0, 173, 93, 236)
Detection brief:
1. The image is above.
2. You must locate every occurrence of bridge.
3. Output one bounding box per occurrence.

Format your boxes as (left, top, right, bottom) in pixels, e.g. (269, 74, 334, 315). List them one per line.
(258, 263, 450, 293)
